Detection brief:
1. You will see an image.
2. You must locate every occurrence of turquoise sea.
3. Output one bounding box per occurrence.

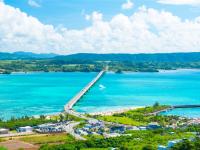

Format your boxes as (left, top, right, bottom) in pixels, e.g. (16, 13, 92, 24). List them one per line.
(74, 69, 200, 118)
(0, 70, 200, 119)
(160, 108, 200, 118)
(0, 72, 97, 119)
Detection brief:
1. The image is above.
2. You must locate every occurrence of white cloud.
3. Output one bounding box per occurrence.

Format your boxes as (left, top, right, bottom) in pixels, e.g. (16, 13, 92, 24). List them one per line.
(122, 0, 134, 10)
(0, 2, 63, 53)
(85, 11, 103, 22)
(28, 0, 40, 8)
(157, 0, 200, 6)
(0, 1, 200, 54)
(85, 14, 90, 21)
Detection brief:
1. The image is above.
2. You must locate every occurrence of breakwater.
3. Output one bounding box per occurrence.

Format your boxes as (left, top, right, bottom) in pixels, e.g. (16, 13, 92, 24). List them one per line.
(173, 105, 200, 108)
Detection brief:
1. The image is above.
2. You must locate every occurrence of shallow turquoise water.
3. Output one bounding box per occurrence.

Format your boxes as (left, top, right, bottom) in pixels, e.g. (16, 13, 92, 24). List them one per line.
(0, 72, 97, 119)
(1, 70, 200, 119)
(161, 108, 200, 118)
(74, 70, 200, 118)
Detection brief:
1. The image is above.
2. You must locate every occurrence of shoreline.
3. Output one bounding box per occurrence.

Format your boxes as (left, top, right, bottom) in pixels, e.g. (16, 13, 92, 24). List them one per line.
(3, 105, 200, 121)
(87, 106, 144, 116)
(1, 68, 200, 75)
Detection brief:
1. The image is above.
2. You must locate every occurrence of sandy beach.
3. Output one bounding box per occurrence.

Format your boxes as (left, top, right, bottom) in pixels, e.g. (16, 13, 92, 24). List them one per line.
(88, 106, 144, 116)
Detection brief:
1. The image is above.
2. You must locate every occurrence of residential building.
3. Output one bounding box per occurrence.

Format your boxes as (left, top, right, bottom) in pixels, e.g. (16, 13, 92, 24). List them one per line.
(0, 128, 9, 134)
(17, 126, 33, 133)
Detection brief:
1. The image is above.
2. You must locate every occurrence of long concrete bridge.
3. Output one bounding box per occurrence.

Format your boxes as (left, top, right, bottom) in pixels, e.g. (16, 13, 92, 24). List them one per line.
(64, 70, 105, 112)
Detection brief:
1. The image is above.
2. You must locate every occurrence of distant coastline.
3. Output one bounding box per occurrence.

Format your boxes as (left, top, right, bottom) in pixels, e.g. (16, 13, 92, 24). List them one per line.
(1, 68, 200, 75)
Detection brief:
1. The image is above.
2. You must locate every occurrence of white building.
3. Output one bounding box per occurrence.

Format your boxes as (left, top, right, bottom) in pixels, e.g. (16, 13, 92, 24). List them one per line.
(139, 126, 147, 130)
(127, 126, 140, 131)
(103, 133, 121, 138)
(167, 140, 181, 148)
(158, 139, 182, 150)
(18, 126, 33, 133)
(158, 145, 167, 150)
(0, 128, 9, 134)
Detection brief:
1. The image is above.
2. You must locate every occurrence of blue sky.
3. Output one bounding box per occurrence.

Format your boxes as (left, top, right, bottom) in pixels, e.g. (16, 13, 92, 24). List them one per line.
(0, 0, 200, 54)
(4, 0, 200, 29)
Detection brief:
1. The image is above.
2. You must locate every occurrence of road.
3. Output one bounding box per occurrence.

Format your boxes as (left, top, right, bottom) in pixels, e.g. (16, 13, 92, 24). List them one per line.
(64, 122, 86, 140)
(65, 70, 105, 110)
(0, 132, 34, 138)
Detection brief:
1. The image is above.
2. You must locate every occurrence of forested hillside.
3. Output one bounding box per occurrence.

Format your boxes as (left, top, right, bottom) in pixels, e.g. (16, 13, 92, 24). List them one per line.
(55, 52, 200, 62)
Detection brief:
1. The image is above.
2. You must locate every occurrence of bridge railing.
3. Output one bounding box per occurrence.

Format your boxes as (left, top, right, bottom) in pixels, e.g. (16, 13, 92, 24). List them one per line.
(64, 70, 105, 111)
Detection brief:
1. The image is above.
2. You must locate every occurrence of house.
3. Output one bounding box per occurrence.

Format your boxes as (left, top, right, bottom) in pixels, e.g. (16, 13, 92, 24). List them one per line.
(36, 123, 65, 133)
(138, 126, 147, 130)
(17, 126, 33, 133)
(85, 124, 92, 129)
(167, 140, 182, 148)
(0, 128, 9, 134)
(158, 139, 182, 150)
(77, 129, 88, 136)
(158, 145, 167, 150)
(103, 133, 121, 138)
(110, 126, 126, 133)
(126, 126, 139, 131)
(88, 119, 99, 125)
(147, 122, 161, 130)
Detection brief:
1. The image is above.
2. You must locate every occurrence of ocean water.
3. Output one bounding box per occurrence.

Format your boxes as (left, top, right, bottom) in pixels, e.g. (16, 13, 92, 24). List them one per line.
(74, 69, 200, 118)
(1, 70, 200, 119)
(0, 72, 97, 119)
(161, 108, 200, 118)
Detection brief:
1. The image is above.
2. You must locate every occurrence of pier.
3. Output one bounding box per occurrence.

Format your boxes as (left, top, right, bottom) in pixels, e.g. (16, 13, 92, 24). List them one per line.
(64, 70, 105, 111)
(173, 105, 200, 109)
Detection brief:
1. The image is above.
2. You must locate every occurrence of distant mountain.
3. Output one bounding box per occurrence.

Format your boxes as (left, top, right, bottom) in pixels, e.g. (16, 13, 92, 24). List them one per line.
(55, 52, 200, 62)
(0, 51, 58, 60)
(1, 52, 200, 62)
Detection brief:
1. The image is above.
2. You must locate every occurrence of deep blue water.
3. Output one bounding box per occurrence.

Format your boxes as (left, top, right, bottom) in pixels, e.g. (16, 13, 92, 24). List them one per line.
(0, 70, 200, 119)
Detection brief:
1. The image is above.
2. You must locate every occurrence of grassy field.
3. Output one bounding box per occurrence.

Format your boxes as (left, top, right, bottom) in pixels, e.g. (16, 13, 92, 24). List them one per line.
(95, 105, 181, 126)
(98, 115, 146, 126)
(0, 147, 7, 150)
(81, 148, 108, 150)
(19, 133, 75, 145)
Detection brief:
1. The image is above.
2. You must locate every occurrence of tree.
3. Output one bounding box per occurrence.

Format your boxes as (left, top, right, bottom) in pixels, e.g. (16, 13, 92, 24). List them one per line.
(59, 114, 64, 122)
(153, 102, 159, 108)
(171, 139, 194, 150)
(142, 145, 155, 150)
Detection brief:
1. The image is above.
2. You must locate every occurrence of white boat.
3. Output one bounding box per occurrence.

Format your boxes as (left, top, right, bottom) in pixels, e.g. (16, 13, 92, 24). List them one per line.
(99, 84, 106, 89)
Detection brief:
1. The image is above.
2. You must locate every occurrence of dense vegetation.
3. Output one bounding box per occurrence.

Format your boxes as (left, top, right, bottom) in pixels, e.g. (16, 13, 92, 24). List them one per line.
(1, 52, 200, 62)
(0, 113, 81, 130)
(1, 59, 200, 74)
(94, 105, 184, 126)
(55, 52, 200, 62)
(171, 138, 200, 150)
(39, 130, 194, 150)
(1, 52, 200, 74)
(0, 116, 57, 130)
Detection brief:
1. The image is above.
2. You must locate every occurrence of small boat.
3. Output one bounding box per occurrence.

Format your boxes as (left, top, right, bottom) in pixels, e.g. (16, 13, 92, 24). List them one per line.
(99, 84, 106, 89)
